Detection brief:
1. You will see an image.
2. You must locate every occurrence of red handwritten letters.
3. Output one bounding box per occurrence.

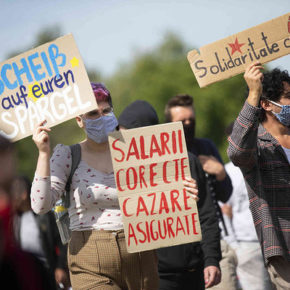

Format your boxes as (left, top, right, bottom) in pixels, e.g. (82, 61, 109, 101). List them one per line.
(109, 122, 201, 253)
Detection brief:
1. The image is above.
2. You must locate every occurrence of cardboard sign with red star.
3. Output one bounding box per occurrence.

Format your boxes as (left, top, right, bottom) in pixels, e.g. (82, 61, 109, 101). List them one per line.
(187, 13, 290, 88)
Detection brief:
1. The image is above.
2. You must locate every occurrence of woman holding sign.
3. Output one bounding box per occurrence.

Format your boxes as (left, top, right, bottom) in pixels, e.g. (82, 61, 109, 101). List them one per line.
(30, 83, 164, 290)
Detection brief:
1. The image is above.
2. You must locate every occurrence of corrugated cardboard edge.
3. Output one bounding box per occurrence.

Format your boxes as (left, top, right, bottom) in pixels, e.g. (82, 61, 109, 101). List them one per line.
(187, 49, 205, 88)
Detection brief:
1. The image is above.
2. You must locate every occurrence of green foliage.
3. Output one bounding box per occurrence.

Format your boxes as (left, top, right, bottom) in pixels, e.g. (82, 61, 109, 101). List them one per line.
(14, 29, 248, 179)
(106, 32, 246, 163)
(34, 25, 62, 47)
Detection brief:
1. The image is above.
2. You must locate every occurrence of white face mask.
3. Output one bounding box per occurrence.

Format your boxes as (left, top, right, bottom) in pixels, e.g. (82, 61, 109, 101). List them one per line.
(83, 113, 118, 143)
(269, 100, 290, 127)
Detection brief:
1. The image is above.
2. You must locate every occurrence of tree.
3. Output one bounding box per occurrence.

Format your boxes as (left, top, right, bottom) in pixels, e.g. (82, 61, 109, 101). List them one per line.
(106, 32, 246, 162)
(12, 30, 248, 179)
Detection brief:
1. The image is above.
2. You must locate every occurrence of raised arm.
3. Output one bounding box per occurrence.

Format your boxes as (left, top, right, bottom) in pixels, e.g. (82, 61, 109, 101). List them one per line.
(228, 62, 264, 169)
(31, 121, 71, 214)
(245, 62, 264, 107)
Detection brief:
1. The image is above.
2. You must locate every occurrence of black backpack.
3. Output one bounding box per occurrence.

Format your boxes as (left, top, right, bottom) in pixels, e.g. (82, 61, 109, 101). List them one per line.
(56, 144, 81, 244)
(64, 143, 82, 208)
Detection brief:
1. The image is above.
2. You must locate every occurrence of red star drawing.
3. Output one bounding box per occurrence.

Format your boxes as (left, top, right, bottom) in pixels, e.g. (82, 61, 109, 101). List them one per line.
(228, 37, 245, 55)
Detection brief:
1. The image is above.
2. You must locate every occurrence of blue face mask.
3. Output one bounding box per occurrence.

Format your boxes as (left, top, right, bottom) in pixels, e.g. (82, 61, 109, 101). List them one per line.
(269, 100, 290, 127)
(83, 113, 118, 143)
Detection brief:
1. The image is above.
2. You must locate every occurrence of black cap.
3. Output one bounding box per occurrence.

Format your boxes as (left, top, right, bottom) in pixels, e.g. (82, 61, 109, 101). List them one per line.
(118, 100, 159, 129)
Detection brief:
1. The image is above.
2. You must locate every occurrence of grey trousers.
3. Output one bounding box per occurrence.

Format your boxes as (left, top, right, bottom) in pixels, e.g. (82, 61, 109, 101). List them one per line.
(210, 240, 238, 290)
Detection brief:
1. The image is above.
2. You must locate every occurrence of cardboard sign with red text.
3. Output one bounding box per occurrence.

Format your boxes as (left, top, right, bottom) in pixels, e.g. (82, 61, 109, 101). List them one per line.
(187, 13, 290, 88)
(0, 34, 97, 141)
(109, 122, 201, 253)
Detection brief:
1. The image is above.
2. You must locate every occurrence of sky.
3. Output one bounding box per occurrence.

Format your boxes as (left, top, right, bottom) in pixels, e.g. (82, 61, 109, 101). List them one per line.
(0, 0, 289, 77)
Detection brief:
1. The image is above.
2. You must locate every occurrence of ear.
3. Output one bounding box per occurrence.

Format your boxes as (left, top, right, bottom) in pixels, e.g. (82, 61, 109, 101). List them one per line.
(76, 116, 84, 128)
(260, 99, 273, 112)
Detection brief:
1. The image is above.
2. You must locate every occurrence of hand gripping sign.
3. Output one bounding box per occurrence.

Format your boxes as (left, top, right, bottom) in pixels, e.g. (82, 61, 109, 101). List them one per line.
(109, 122, 202, 253)
(187, 13, 290, 88)
(0, 34, 97, 141)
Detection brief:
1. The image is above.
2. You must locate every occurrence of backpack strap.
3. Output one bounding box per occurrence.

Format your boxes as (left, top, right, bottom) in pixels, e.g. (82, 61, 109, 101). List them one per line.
(64, 144, 81, 208)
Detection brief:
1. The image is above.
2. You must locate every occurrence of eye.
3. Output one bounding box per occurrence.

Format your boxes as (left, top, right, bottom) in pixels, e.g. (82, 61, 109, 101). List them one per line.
(102, 107, 113, 115)
(88, 110, 100, 117)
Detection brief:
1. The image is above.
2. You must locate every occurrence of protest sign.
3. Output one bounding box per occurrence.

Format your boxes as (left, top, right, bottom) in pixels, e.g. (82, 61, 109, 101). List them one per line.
(0, 34, 97, 141)
(187, 13, 290, 88)
(109, 122, 201, 253)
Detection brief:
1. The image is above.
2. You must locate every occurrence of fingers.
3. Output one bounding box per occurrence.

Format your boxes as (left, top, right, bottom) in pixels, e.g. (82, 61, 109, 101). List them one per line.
(198, 155, 208, 160)
(183, 177, 199, 201)
(245, 62, 264, 80)
(35, 120, 49, 130)
(184, 177, 195, 183)
(246, 62, 263, 72)
(198, 155, 208, 165)
(32, 120, 51, 153)
(204, 266, 221, 288)
(245, 62, 263, 74)
(35, 126, 51, 135)
(204, 268, 209, 285)
(33, 130, 48, 144)
(33, 120, 51, 135)
(33, 127, 50, 139)
(40, 131, 49, 142)
(38, 120, 48, 127)
(204, 269, 215, 288)
(209, 155, 218, 161)
(214, 270, 221, 286)
(204, 268, 211, 288)
(244, 62, 264, 106)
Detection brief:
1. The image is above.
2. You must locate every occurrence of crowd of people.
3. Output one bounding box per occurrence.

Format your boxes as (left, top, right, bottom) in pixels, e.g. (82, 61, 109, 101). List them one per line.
(0, 62, 289, 290)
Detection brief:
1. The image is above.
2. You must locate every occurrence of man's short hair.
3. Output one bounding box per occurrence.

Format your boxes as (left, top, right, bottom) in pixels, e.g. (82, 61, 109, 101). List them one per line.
(262, 68, 290, 102)
(164, 94, 194, 122)
(257, 68, 290, 122)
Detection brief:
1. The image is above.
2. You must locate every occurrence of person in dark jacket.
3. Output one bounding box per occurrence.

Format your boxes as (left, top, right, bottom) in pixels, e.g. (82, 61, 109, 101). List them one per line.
(118, 100, 221, 290)
(164, 95, 232, 205)
(11, 175, 70, 290)
(164, 95, 237, 290)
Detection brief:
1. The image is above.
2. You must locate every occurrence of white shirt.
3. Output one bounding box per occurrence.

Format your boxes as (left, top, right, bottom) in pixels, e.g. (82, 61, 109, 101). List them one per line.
(224, 161, 258, 242)
(31, 144, 123, 231)
(20, 211, 45, 259)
